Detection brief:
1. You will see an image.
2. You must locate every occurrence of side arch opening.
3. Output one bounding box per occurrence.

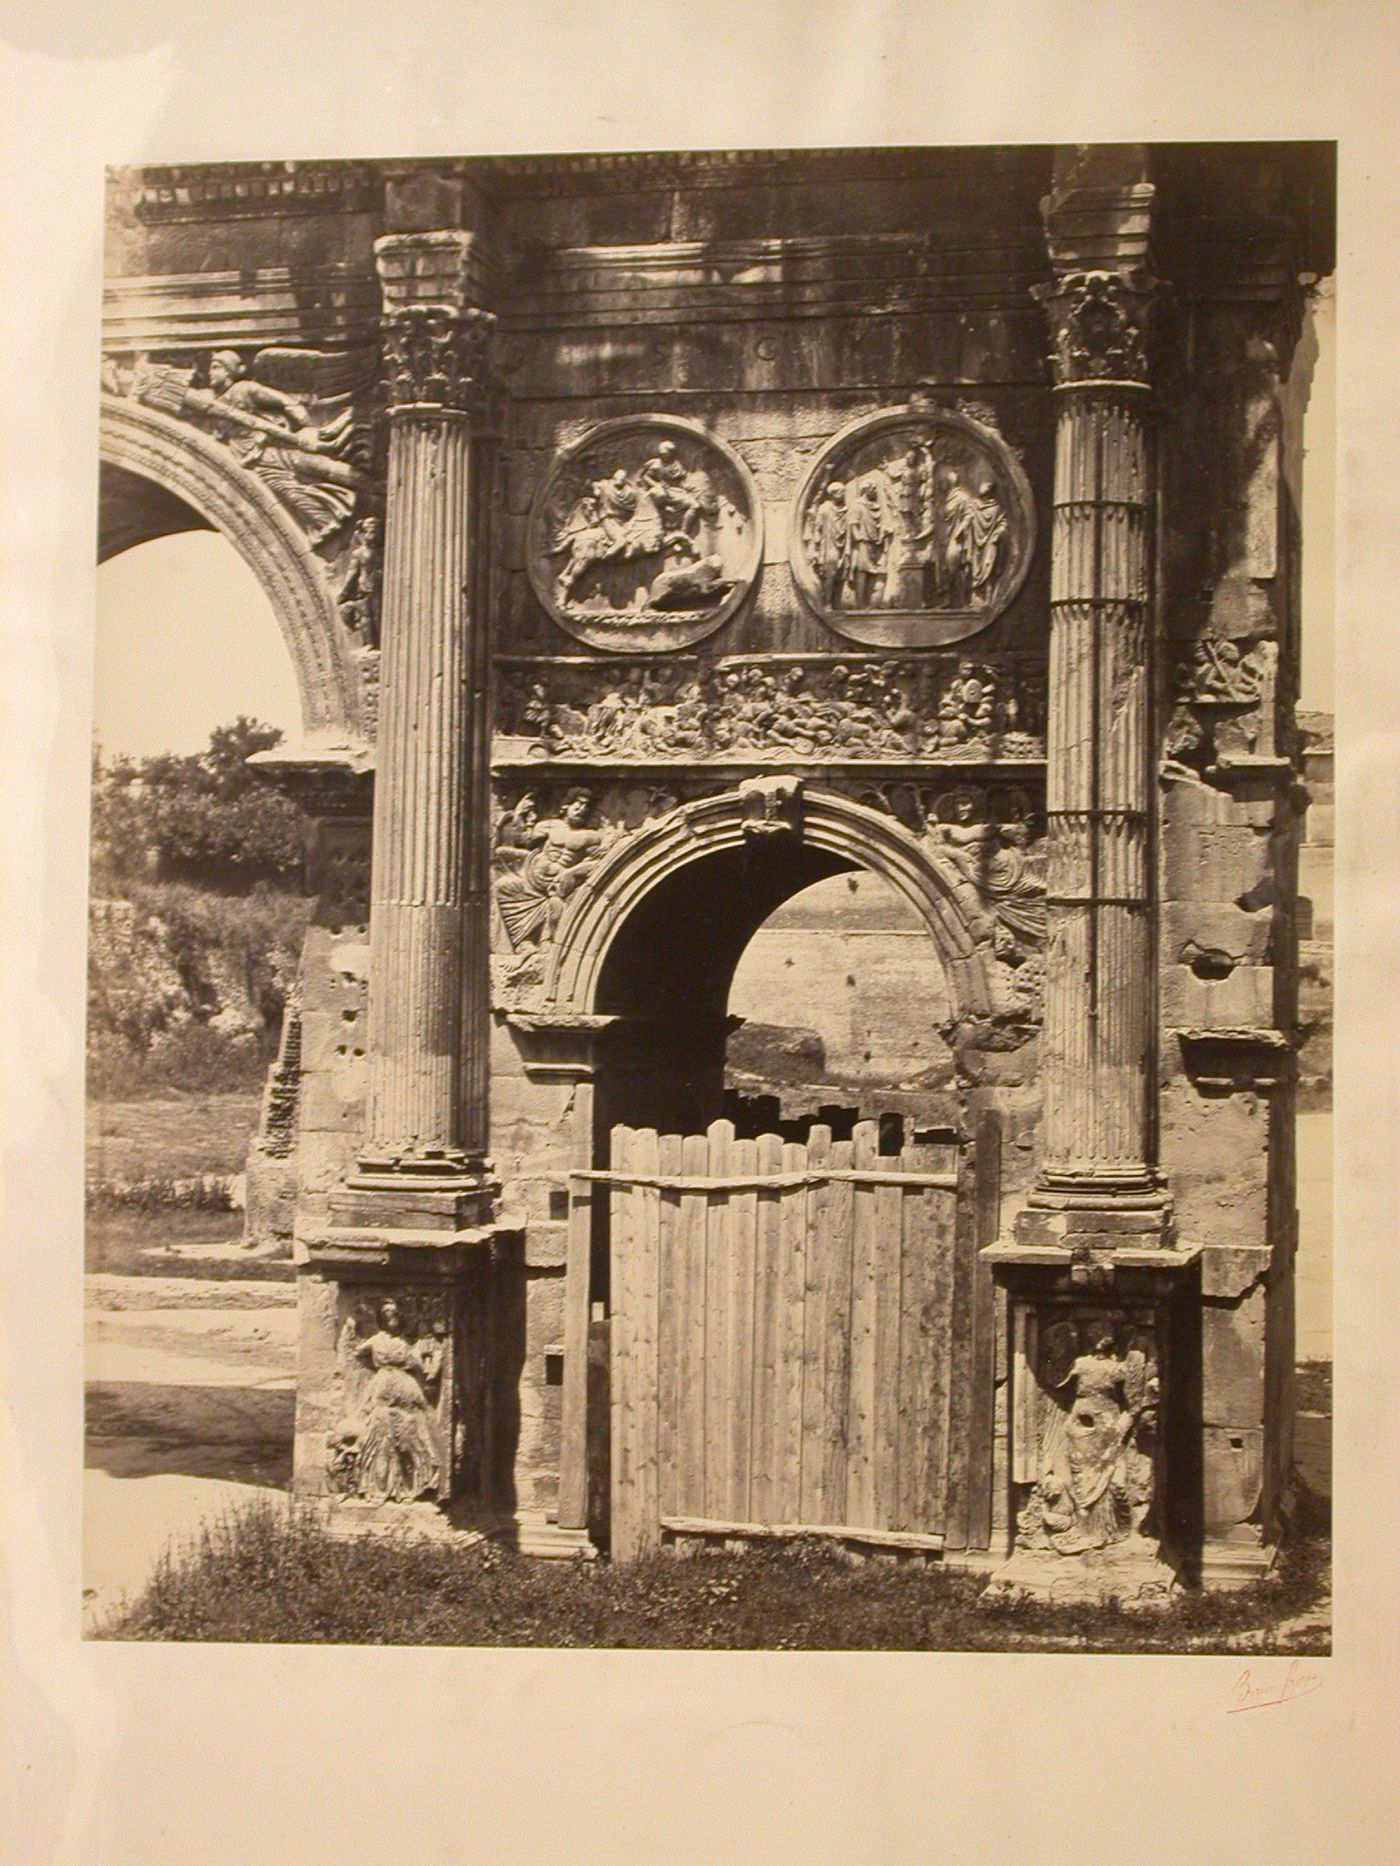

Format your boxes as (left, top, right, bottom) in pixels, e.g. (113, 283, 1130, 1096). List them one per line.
(98, 395, 364, 744)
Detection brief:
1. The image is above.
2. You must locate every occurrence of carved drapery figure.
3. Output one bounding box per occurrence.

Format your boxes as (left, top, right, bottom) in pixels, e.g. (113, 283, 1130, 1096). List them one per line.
(119, 346, 371, 546)
(494, 788, 616, 953)
(328, 1297, 447, 1504)
(1017, 1319, 1158, 1556)
(922, 786, 1001, 887)
(942, 472, 1008, 609)
(337, 514, 383, 645)
(983, 819, 1048, 956)
(792, 405, 1034, 642)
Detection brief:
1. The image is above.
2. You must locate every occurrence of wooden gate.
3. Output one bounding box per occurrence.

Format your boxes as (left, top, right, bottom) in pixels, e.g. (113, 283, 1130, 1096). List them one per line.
(590, 1116, 998, 1560)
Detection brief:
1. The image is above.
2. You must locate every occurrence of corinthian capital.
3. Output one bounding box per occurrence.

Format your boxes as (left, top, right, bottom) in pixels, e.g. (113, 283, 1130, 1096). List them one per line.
(374, 230, 498, 414)
(1035, 268, 1156, 386)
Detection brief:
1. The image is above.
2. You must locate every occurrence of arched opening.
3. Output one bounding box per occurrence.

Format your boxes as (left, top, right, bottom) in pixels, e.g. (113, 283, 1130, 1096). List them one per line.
(97, 396, 363, 742)
(94, 530, 302, 759)
(726, 870, 958, 1141)
(594, 836, 852, 1137)
(578, 823, 977, 1323)
(88, 450, 323, 1277)
(567, 819, 987, 1557)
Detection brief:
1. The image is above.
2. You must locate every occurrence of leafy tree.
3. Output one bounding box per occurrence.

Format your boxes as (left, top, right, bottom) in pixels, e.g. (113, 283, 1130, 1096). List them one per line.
(91, 718, 306, 890)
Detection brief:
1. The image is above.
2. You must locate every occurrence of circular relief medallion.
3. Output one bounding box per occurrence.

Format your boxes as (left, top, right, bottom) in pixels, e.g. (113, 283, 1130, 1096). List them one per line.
(791, 405, 1035, 647)
(527, 416, 762, 652)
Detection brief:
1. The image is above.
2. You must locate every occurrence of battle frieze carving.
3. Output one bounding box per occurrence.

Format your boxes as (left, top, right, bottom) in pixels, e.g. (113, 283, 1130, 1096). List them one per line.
(791, 405, 1035, 647)
(526, 417, 762, 651)
(104, 346, 375, 549)
(1015, 1309, 1160, 1556)
(326, 1290, 451, 1505)
(495, 655, 1047, 763)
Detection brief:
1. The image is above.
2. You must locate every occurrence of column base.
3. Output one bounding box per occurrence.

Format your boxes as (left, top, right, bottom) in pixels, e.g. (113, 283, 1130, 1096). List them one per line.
(1197, 1538, 1279, 1590)
(1012, 1173, 1175, 1256)
(982, 1535, 1184, 1609)
(328, 1156, 498, 1242)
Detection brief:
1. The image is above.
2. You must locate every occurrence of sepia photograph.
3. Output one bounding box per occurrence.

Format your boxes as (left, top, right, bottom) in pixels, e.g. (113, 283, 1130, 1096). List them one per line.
(83, 140, 1336, 1653)
(9, 2, 1400, 1858)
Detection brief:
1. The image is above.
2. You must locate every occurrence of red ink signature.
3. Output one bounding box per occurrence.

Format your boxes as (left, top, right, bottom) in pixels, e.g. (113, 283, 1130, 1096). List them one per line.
(1228, 1659, 1325, 1713)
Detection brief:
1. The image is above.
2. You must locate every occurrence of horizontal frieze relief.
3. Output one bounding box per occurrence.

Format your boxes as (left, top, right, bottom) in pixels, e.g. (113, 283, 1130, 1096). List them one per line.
(494, 652, 1048, 764)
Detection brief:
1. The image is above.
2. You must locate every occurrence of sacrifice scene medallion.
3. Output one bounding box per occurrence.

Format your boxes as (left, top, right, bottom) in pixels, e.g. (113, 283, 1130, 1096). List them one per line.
(792, 405, 1035, 647)
(527, 416, 762, 652)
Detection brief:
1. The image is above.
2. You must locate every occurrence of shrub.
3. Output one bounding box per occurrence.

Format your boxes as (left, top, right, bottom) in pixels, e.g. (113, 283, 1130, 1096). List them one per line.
(92, 718, 306, 893)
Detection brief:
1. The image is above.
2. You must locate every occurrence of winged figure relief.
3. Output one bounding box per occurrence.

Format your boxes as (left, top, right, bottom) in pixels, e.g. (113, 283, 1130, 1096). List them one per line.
(123, 345, 375, 546)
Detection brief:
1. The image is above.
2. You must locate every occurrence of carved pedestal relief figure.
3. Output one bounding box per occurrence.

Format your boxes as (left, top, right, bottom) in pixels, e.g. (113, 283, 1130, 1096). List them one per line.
(1017, 1316, 1158, 1556)
(792, 404, 1034, 647)
(328, 1296, 449, 1505)
(528, 417, 762, 651)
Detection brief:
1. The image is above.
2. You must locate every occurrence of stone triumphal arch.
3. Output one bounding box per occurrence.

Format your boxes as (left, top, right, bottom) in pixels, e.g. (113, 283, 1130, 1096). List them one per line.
(97, 145, 1334, 1591)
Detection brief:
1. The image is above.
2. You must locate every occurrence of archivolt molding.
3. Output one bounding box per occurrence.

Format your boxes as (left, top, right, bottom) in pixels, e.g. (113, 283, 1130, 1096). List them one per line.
(99, 394, 365, 743)
(544, 784, 995, 1022)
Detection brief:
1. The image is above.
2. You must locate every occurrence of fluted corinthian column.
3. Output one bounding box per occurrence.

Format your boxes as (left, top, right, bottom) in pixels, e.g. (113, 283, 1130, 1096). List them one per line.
(356, 231, 497, 1206)
(1021, 151, 1170, 1235)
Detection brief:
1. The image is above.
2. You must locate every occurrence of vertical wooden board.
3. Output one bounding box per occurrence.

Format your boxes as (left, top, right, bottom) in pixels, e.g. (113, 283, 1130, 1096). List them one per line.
(820, 1137, 855, 1525)
(655, 1134, 684, 1522)
(677, 1132, 709, 1517)
(798, 1124, 831, 1524)
(872, 1174, 904, 1532)
(942, 1154, 978, 1551)
(632, 1125, 662, 1554)
(893, 1182, 921, 1531)
(898, 1180, 958, 1536)
(966, 1112, 1002, 1552)
(702, 1119, 733, 1521)
(777, 1139, 808, 1524)
(749, 1132, 784, 1526)
(728, 1137, 758, 1525)
(844, 1122, 880, 1528)
(609, 1127, 637, 1560)
(557, 1172, 593, 1531)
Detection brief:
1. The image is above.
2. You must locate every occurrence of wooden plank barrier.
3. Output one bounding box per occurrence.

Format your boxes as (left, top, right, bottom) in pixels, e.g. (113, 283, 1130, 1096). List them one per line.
(605, 1119, 968, 1557)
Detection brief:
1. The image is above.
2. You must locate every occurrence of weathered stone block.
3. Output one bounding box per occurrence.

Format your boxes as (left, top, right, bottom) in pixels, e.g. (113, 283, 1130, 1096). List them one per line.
(298, 1070, 365, 1134)
(293, 1129, 359, 1195)
(1202, 1292, 1266, 1426)
(522, 1219, 568, 1268)
(1164, 901, 1274, 966)
(1202, 1425, 1264, 1537)
(1200, 1241, 1272, 1299)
